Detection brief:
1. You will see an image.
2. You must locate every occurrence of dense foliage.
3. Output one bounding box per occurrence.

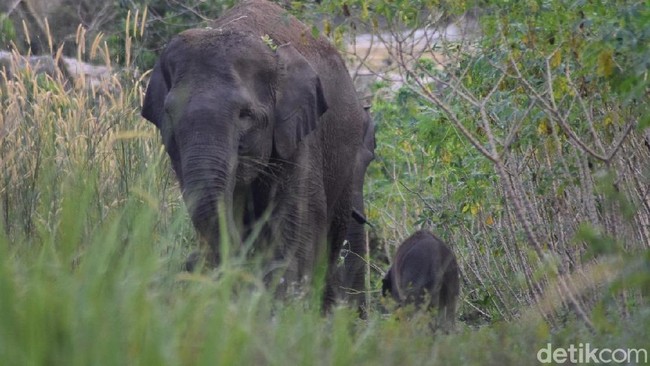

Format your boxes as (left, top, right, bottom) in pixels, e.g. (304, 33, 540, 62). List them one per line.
(329, 0, 650, 326)
(336, 1, 650, 324)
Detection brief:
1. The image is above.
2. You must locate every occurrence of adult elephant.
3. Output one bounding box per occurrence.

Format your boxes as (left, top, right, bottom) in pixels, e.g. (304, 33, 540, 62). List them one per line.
(141, 0, 365, 309)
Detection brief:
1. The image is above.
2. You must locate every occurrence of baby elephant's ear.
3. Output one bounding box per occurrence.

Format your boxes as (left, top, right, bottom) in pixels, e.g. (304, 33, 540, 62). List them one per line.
(142, 59, 169, 128)
(273, 44, 328, 160)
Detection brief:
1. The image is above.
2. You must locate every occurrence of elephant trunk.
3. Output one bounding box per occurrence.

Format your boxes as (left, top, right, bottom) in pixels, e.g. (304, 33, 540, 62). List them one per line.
(179, 138, 240, 257)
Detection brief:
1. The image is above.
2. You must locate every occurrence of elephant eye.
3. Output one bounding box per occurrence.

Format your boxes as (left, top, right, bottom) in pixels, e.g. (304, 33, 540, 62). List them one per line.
(239, 108, 254, 119)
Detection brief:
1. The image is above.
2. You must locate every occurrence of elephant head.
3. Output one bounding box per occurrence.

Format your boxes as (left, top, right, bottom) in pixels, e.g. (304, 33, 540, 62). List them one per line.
(382, 230, 460, 330)
(142, 30, 327, 257)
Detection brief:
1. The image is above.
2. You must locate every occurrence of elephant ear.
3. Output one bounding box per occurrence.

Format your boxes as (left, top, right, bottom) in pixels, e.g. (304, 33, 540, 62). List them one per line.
(274, 44, 328, 160)
(141, 59, 169, 128)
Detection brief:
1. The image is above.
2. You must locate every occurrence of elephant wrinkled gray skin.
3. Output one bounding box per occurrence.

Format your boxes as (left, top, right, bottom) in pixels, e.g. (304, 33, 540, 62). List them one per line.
(337, 107, 375, 312)
(382, 230, 460, 329)
(141, 0, 366, 309)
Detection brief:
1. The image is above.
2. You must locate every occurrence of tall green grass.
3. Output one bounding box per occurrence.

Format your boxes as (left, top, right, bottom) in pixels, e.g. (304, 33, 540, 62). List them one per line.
(1, 214, 647, 366)
(0, 9, 648, 366)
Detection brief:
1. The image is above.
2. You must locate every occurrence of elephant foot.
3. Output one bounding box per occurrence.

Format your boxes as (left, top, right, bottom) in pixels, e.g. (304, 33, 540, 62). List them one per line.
(183, 251, 201, 272)
(183, 250, 219, 272)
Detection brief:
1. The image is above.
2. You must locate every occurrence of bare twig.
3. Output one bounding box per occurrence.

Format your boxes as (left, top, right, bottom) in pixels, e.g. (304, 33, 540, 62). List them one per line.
(563, 62, 606, 154)
(509, 53, 608, 161)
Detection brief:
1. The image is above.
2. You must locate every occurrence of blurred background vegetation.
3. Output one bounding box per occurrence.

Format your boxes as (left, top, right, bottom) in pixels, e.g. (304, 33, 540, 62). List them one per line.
(0, 0, 648, 364)
(0, 0, 238, 67)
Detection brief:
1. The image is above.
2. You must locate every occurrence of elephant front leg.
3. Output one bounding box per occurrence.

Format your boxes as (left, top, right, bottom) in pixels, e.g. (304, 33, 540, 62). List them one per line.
(260, 184, 327, 302)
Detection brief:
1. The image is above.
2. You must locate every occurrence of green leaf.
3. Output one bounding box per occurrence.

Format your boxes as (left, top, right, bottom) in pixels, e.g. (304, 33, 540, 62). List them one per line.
(639, 114, 650, 130)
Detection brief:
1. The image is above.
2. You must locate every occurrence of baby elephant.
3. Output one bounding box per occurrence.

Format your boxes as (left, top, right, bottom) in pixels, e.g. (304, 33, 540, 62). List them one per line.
(382, 230, 460, 329)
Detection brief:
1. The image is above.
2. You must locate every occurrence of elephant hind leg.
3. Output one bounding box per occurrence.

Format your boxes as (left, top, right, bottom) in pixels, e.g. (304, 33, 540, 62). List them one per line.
(343, 226, 369, 317)
(323, 202, 358, 314)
